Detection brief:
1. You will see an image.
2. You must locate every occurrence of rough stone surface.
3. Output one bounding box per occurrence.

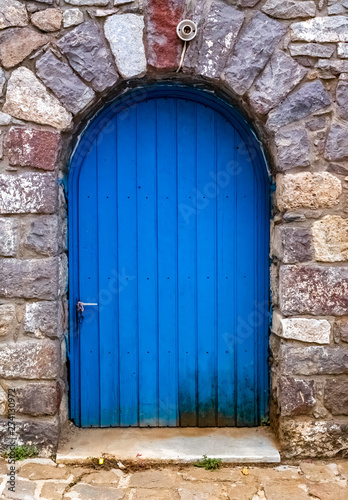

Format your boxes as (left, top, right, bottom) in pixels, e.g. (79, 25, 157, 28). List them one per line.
(3, 68, 72, 130)
(36, 50, 95, 114)
(312, 215, 348, 262)
(0, 172, 57, 214)
(262, 0, 316, 19)
(325, 123, 348, 161)
(267, 80, 331, 130)
(0, 258, 58, 299)
(335, 319, 348, 343)
(0, 27, 49, 68)
(0, 0, 28, 30)
(104, 14, 146, 79)
(57, 22, 118, 93)
(0, 217, 18, 256)
(324, 379, 348, 415)
(279, 420, 348, 458)
(291, 16, 348, 43)
(275, 128, 310, 171)
(0, 340, 59, 379)
(196, 1, 245, 79)
(6, 127, 61, 171)
(317, 58, 348, 73)
(280, 317, 331, 344)
(274, 225, 312, 263)
(41, 482, 70, 500)
(0, 67, 5, 96)
(22, 215, 61, 256)
(63, 8, 84, 27)
(279, 377, 316, 416)
(224, 12, 286, 96)
(276, 172, 342, 211)
(289, 43, 335, 58)
(15, 383, 61, 416)
(336, 80, 348, 121)
(65, 0, 109, 4)
(338, 42, 348, 58)
(146, 0, 184, 70)
(24, 301, 60, 338)
(249, 51, 306, 115)
(278, 344, 348, 375)
(0, 304, 16, 337)
(0, 418, 59, 455)
(31, 8, 62, 31)
(65, 484, 125, 500)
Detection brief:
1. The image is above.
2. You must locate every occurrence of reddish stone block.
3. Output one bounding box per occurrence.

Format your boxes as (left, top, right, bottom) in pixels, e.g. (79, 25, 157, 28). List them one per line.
(324, 378, 348, 415)
(146, 0, 185, 70)
(6, 127, 61, 171)
(279, 376, 316, 416)
(15, 382, 62, 416)
(280, 265, 348, 315)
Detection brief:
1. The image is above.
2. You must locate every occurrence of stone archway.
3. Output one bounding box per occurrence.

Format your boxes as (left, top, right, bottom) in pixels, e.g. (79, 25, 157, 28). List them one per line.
(0, 0, 347, 459)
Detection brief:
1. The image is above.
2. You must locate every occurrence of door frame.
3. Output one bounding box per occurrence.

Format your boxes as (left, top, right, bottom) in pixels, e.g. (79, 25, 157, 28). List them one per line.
(67, 83, 271, 426)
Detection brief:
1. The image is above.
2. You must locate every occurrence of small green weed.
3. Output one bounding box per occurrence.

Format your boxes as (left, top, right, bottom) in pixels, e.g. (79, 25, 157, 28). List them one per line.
(194, 454, 222, 471)
(5, 445, 38, 461)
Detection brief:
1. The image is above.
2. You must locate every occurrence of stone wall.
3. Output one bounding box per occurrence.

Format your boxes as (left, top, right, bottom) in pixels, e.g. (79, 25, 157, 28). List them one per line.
(0, 0, 347, 458)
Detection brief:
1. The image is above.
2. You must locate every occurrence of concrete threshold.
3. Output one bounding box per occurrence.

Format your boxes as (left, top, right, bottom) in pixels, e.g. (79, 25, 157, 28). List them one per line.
(57, 427, 280, 464)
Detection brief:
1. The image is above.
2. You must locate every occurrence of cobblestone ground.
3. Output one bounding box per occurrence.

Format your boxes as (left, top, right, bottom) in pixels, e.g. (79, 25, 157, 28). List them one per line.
(0, 459, 348, 499)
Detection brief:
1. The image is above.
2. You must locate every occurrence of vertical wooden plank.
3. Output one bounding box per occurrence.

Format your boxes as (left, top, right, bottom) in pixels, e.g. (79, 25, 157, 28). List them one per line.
(196, 104, 217, 427)
(177, 99, 197, 426)
(157, 98, 178, 426)
(235, 134, 257, 427)
(97, 121, 119, 426)
(117, 106, 139, 426)
(216, 115, 237, 426)
(78, 139, 100, 427)
(136, 99, 158, 426)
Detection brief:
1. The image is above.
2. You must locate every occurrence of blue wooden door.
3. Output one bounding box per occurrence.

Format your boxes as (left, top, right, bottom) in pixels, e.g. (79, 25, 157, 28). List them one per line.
(69, 87, 270, 428)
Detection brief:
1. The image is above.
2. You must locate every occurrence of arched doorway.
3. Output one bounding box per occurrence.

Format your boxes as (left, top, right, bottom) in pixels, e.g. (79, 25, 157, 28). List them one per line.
(68, 85, 270, 428)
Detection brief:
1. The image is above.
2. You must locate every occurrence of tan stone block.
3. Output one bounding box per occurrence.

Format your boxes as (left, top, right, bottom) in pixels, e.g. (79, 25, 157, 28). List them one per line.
(263, 480, 309, 500)
(82, 469, 123, 485)
(132, 489, 180, 500)
(0, 28, 48, 68)
(129, 470, 178, 489)
(280, 317, 331, 344)
(19, 462, 71, 480)
(0, 304, 16, 337)
(31, 8, 63, 32)
(312, 215, 348, 262)
(276, 172, 342, 211)
(299, 462, 339, 482)
(64, 483, 126, 499)
(40, 481, 70, 500)
(178, 483, 228, 500)
(307, 482, 347, 500)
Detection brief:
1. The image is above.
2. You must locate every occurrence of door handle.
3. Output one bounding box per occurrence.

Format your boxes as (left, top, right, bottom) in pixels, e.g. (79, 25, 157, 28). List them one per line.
(77, 301, 98, 313)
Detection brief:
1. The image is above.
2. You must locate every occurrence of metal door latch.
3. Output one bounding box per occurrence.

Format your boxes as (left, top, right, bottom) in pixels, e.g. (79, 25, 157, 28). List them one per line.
(76, 301, 98, 325)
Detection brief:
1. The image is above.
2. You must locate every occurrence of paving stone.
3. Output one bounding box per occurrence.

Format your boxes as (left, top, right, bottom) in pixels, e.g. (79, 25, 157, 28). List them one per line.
(0, 0, 28, 30)
(275, 128, 310, 171)
(307, 482, 347, 500)
(64, 483, 126, 499)
(63, 8, 84, 27)
(336, 80, 348, 121)
(0, 340, 59, 379)
(280, 265, 348, 316)
(36, 50, 95, 114)
(249, 51, 306, 115)
(279, 317, 331, 344)
(267, 80, 331, 131)
(0, 304, 16, 337)
(15, 382, 61, 416)
(179, 468, 244, 482)
(312, 215, 348, 262)
(20, 462, 70, 480)
(131, 489, 180, 500)
(278, 376, 316, 416)
(4, 478, 36, 499)
(82, 469, 124, 485)
(195, 0, 244, 79)
(0, 218, 18, 256)
(104, 14, 146, 79)
(0, 27, 48, 68)
(324, 379, 348, 415)
(289, 43, 335, 58)
(6, 127, 61, 171)
(225, 482, 260, 500)
(64, 0, 109, 4)
(178, 483, 228, 500)
(299, 462, 339, 482)
(40, 481, 70, 500)
(224, 12, 286, 96)
(338, 461, 348, 479)
(291, 16, 348, 42)
(325, 123, 348, 161)
(262, 0, 316, 19)
(146, 0, 185, 70)
(274, 225, 312, 263)
(263, 480, 310, 500)
(276, 172, 341, 211)
(3, 68, 72, 130)
(129, 470, 178, 489)
(57, 22, 118, 93)
(0, 172, 57, 215)
(31, 8, 62, 31)
(278, 344, 348, 375)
